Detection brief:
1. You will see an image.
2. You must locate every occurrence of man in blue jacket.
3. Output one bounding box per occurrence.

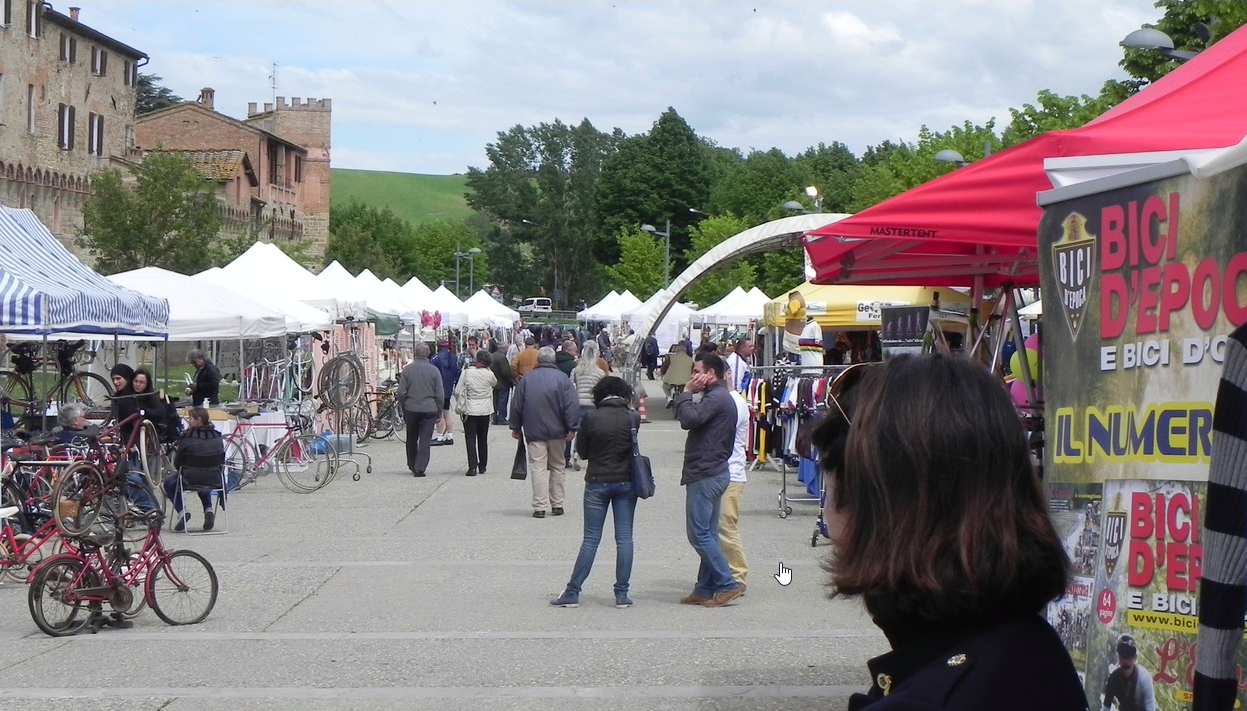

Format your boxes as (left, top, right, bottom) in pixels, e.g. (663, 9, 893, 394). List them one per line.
(510, 347, 579, 519)
(430, 338, 460, 445)
(674, 352, 742, 607)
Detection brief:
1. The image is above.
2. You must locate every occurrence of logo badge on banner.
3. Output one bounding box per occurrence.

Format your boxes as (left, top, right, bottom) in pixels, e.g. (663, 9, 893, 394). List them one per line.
(1051, 212, 1096, 341)
(1102, 493, 1126, 579)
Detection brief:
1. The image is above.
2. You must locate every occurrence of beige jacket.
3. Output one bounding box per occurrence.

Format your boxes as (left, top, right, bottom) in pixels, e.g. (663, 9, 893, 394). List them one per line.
(453, 366, 498, 416)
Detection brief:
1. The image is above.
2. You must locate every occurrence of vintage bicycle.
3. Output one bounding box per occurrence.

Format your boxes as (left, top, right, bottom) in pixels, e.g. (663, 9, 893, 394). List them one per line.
(221, 408, 341, 494)
(0, 340, 112, 415)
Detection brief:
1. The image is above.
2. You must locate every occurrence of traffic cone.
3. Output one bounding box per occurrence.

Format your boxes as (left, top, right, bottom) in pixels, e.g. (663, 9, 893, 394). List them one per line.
(638, 396, 650, 423)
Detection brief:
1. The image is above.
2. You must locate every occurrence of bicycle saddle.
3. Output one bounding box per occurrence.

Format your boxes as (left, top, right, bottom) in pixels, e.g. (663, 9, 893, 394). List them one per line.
(0, 505, 18, 519)
(224, 407, 248, 416)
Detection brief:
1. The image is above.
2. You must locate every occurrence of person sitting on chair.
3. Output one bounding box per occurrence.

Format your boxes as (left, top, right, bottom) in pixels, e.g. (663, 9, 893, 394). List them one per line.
(55, 402, 90, 444)
(162, 407, 224, 532)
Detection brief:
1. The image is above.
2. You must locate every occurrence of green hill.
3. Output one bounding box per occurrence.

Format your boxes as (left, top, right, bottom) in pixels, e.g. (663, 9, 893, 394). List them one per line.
(331, 169, 474, 226)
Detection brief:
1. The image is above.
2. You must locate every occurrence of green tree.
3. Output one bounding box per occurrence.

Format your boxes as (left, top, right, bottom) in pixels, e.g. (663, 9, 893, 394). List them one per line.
(136, 74, 183, 115)
(793, 142, 861, 214)
(77, 152, 222, 274)
(681, 215, 755, 306)
(409, 220, 486, 296)
(604, 228, 665, 297)
(708, 149, 801, 224)
(757, 249, 805, 299)
(848, 121, 1001, 211)
(465, 118, 618, 306)
(327, 201, 414, 278)
(594, 108, 715, 270)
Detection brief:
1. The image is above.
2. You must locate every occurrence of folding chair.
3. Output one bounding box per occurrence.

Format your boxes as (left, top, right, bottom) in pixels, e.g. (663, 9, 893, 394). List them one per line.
(168, 451, 228, 536)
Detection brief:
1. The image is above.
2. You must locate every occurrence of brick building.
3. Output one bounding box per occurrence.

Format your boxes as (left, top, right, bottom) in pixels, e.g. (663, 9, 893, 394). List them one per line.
(0, 2, 145, 248)
(137, 88, 331, 253)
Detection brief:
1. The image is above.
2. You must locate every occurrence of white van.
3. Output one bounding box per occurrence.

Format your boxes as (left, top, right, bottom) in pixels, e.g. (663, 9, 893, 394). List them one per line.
(518, 297, 553, 314)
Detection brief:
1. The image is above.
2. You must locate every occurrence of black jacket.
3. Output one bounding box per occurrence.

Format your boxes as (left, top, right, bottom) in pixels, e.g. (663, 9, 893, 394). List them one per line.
(575, 397, 633, 484)
(489, 350, 514, 389)
(111, 387, 162, 444)
(189, 361, 222, 405)
(848, 614, 1088, 711)
(173, 424, 225, 488)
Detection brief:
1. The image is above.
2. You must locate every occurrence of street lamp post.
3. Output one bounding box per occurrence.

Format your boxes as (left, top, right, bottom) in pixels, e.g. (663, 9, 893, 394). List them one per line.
(454, 245, 482, 297)
(641, 220, 671, 288)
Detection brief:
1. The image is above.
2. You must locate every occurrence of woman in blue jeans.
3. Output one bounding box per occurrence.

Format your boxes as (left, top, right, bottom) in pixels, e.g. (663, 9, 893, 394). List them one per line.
(550, 376, 637, 609)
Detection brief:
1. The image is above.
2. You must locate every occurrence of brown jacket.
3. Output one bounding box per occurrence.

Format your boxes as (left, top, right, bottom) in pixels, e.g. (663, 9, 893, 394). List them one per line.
(511, 347, 539, 380)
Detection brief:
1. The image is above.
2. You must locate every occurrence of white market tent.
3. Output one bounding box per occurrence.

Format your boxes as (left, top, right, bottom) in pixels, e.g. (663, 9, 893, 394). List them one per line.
(401, 277, 467, 327)
(194, 267, 332, 333)
(582, 290, 642, 322)
(0, 207, 169, 336)
(625, 290, 694, 353)
(355, 270, 420, 322)
(690, 287, 746, 325)
(109, 267, 287, 339)
(694, 286, 771, 326)
(317, 262, 405, 320)
(462, 290, 520, 329)
(218, 243, 365, 321)
(578, 290, 618, 320)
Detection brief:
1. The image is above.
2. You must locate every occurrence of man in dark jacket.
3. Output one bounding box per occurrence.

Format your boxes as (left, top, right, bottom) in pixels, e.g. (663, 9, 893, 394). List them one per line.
(185, 349, 221, 405)
(489, 346, 514, 425)
(398, 342, 444, 477)
(162, 407, 224, 532)
(641, 335, 660, 379)
(555, 341, 578, 376)
(674, 352, 742, 607)
(430, 339, 460, 445)
(510, 347, 579, 518)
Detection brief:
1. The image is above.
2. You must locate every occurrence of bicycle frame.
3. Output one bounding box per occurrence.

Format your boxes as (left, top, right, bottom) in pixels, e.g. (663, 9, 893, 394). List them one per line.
(0, 515, 71, 583)
(37, 519, 173, 607)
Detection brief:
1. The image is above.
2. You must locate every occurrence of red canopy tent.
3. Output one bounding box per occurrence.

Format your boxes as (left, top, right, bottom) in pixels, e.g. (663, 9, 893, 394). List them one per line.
(804, 23, 1247, 287)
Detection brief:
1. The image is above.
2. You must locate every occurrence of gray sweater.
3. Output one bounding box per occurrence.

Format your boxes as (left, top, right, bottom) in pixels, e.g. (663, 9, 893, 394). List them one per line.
(674, 380, 736, 485)
(397, 357, 443, 414)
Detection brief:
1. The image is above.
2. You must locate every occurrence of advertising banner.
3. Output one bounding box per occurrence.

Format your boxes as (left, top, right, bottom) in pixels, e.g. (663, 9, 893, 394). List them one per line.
(1038, 164, 1247, 708)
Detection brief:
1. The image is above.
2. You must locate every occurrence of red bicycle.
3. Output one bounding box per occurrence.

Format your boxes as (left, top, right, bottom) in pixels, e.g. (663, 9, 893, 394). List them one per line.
(27, 509, 217, 636)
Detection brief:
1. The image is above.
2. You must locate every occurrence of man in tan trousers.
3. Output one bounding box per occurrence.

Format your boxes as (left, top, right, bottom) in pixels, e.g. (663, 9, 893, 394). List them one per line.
(509, 347, 580, 519)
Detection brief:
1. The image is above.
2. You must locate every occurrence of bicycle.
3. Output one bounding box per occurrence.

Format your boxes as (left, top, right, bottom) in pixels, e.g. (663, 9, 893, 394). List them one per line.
(47, 412, 163, 538)
(365, 381, 405, 443)
(221, 409, 340, 493)
(0, 457, 71, 584)
(0, 340, 112, 414)
(316, 323, 367, 411)
(27, 509, 217, 636)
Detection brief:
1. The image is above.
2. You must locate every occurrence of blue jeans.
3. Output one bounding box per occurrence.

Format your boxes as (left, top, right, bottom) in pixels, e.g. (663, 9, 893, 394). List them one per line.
(686, 471, 736, 597)
(565, 481, 637, 596)
(493, 388, 509, 423)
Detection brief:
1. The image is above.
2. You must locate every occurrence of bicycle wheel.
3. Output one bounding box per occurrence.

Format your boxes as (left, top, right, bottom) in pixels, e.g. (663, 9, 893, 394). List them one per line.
(317, 355, 364, 410)
(0, 479, 31, 534)
(28, 555, 97, 637)
(391, 400, 407, 443)
(137, 421, 163, 483)
(59, 372, 112, 409)
(275, 433, 336, 493)
(50, 461, 107, 537)
(147, 549, 218, 626)
(0, 370, 34, 409)
(350, 401, 373, 445)
(223, 435, 256, 490)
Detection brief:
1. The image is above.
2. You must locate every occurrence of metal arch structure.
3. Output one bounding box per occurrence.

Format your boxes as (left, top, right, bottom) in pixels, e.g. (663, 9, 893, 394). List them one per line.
(628, 213, 852, 366)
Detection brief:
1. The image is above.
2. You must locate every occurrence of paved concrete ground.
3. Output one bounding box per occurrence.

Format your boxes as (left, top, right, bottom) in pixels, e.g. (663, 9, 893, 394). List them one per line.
(0, 401, 886, 710)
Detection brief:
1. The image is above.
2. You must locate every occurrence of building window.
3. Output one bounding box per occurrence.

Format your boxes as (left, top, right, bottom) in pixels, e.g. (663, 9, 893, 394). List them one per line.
(87, 111, 103, 155)
(58, 32, 75, 62)
(57, 103, 75, 150)
(123, 123, 134, 150)
(90, 46, 107, 76)
(26, 84, 34, 133)
(25, 0, 40, 38)
(294, 156, 303, 183)
(2, 0, 12, 27)
(123, 59, 135, 87)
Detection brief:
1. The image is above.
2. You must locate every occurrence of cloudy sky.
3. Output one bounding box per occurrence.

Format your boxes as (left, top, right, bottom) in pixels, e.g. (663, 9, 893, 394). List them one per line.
(84, 1, 1159, 175)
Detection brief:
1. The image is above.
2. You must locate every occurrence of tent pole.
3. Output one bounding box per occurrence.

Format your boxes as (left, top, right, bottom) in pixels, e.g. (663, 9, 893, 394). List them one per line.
(238, 338, 244, 405)
(1004, 285, 1038, 409)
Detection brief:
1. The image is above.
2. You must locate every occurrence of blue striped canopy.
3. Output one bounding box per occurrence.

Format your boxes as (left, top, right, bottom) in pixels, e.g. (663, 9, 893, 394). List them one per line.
(0, 207, 169, 336)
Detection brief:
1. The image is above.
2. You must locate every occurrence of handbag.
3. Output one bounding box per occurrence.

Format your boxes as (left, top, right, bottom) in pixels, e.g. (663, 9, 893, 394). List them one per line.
(511, 431, 528, 480)
(629, 412, 655, 499)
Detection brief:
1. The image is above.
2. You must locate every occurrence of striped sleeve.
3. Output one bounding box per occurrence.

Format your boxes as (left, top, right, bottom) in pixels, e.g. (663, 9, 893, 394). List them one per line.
(1194, 324, 1247, 711)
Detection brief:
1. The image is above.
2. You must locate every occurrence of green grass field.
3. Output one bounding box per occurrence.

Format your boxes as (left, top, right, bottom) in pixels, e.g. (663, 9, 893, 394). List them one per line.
(331, 169, 474, 226)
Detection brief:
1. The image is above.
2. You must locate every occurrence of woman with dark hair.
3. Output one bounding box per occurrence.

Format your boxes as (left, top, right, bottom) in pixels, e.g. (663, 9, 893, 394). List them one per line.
(550, 376, 638, 609)
(811, 355, 1084, 710)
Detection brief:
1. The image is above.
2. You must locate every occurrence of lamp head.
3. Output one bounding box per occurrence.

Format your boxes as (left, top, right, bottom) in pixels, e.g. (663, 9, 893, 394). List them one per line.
(934, 149, 968, 167)
(804, 186, 819, 198)
(782, 201, 806, 213)
(641, 224, 657, 233)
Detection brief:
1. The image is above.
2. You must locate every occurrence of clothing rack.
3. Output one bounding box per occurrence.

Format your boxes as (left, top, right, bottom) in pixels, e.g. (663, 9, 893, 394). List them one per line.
(746, 363, 851, 518)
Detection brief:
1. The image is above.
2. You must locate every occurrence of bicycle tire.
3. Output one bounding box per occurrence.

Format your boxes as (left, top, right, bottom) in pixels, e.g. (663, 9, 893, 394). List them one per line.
(223, 435, 256, 490)
(50, 461, 107, 537)
(28, 555, 97, 637)
(317, 355, 365, 410)
(390, 400, 407, 443)
(275, 433, 336, 494)
(0, 479, 31, 535)
(0, 369, 33, 409)
(147, 549, 218, 626)
(58, 371, 112, 409)
(367, 397, 394, 440)
(351, 401, 373, 445)
(137, 421, 163, 483)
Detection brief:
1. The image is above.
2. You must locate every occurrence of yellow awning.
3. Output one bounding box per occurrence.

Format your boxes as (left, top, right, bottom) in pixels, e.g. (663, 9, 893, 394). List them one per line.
(761, 282, 974, 328)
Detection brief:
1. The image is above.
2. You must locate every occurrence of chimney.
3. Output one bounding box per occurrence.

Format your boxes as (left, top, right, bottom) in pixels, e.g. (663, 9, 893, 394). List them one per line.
(197, 88, 215, 111)
(68, 7, 80, 21)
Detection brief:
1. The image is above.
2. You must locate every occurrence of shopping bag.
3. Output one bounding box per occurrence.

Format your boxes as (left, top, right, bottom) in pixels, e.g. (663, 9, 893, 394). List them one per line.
(630, 413, 655, 499)
(510, 432, 528, 480)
